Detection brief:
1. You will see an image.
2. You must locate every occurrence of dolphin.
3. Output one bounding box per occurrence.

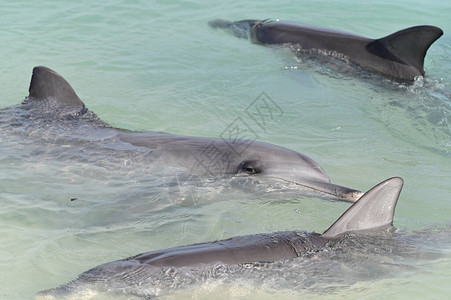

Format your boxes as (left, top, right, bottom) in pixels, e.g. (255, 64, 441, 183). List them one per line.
(208, 19, 443, 81)
(1, 66, 363, 202)
(37, 177, 404, 298)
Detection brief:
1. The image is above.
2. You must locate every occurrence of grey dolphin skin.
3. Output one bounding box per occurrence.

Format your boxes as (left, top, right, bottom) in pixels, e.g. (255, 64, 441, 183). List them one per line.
(11, 66, 363, 202)
(209, 19, 443, 81)
(37, 177, 403, 298)
(108, 177, 403, 266)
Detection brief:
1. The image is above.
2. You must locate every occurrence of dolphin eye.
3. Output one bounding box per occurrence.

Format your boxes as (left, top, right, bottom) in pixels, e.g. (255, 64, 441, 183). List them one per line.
(245, 166, 256, 174)
(239, 160, 261, 175)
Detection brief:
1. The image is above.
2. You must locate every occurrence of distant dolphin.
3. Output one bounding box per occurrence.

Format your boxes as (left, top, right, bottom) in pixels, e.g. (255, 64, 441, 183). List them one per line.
(37, 177, 404, 298)
(2, 66, 363, 202)
(209, 19, 443, 81)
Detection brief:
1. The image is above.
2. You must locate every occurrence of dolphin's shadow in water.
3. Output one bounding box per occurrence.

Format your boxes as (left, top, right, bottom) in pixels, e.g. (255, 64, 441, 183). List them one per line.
(284, 57, 451, 156)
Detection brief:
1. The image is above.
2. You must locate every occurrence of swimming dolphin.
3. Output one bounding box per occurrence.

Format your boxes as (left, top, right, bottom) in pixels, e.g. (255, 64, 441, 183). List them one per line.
(2, 66, 363, 202)
(37, 177, 404, 298)
(209, 19, 443, 81)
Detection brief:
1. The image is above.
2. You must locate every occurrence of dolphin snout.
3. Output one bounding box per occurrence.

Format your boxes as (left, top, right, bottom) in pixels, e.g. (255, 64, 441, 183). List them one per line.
(293, 180, 364, 203)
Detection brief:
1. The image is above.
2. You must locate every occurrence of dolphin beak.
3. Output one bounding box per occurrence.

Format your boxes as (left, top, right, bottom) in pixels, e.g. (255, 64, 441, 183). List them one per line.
(293, 180, 364, 202)
(261, 174, 363, 202)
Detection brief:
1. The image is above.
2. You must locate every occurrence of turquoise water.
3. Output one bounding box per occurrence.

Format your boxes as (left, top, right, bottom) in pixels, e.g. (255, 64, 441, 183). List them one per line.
(0, 0, 450, 299)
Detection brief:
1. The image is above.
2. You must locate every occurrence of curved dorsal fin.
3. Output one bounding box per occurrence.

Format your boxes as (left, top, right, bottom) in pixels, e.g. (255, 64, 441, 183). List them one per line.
(322, 177, 403, 239)
(28, 66, 85, 110)
(366, 26, 443, 75)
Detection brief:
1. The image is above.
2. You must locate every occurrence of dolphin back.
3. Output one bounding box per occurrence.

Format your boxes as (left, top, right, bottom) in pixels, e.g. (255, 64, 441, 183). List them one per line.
(209, 19, 443, 80)
(322, 177, 404, 238)
(366, 26, 443, 76)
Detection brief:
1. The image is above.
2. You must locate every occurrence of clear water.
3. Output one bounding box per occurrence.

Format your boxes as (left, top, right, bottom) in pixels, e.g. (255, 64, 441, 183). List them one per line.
(0, 0, 450, 299)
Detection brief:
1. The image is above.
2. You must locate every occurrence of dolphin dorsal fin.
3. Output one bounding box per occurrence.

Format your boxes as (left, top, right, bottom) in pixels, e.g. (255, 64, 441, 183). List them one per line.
(322, 177, 403, 239)
(28, 66, 86, 112)
(366, 26, 443, 75)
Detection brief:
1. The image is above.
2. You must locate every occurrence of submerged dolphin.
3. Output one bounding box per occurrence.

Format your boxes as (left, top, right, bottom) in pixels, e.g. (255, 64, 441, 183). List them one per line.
(209, 19, 443, 81)
(37, 177, 404, 298)
(2, 66, 363, 202)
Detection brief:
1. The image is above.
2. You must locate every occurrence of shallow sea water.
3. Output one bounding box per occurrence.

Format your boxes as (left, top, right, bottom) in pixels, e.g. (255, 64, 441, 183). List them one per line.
(0, 0, 450, 299)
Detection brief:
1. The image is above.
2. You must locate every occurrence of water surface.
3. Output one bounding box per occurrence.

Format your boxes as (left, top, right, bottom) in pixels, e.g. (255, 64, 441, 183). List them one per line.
(0, 0, 450, 299)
